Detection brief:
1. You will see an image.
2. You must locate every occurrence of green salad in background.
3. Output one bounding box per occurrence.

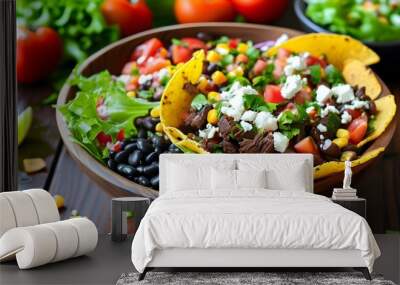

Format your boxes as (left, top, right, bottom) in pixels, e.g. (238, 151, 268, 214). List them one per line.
(306, 0, 400, 42)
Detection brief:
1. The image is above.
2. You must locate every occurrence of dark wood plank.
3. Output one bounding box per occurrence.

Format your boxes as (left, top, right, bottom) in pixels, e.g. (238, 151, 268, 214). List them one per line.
(49, 148, 112, 233)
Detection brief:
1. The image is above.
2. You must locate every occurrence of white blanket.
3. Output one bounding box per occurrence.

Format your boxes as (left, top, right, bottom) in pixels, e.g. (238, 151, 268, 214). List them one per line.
(131, 190, 380, 273)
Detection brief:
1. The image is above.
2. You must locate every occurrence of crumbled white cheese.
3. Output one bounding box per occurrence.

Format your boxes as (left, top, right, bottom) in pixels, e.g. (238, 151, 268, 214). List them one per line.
(273, 132, 289, 153)
(117, 75, 131, 84)
(331, 84, 355, 104)
(240, 121, 253, 132)
(341, 111, 352, 124)
(321, 105, 339, 117)
(216, 46, 229, 55)
(320, 134, 325, 140)
(391, 14, 400, 27)
(228, 94, 244, 113)
(343, 99, 370, 110)
(241, 110, 257, 122)
(281, 75, 303, 99)
(199, 124, 219, 139)
(274, 34, 289, 46)
(138, 74, 153, 85)
(316, 85, 332, 104)
(317, 123, 328, 133)
(254, 111, 278, 131)
(221, 106, 242, 121)
(157, 68, 169, 79)
(220, 82, 257, 100)
(284, 55, 307, 76)
(322, 139, 332, 150)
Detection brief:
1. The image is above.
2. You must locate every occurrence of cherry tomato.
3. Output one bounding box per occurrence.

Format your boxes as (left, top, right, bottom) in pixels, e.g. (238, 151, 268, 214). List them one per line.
(140, 57, 170, 74)
(306, 55, 327, 67)
(264, 85, 285, 103)
(116, 129, 125, 141)
(294, 137, 319, 155)
(345, 109, 362, 120)
(294, 89, 312, 105)
(97, 132, 112, 146)
(348, 115, 368, 144)
(228, 38, 240, 48)
(277, 48, 291, 60)
(171, 45, 193, 64)
(182, 38, 207, 50)
(174, 0, 236, 23)
(232, 0, 289, 23)
(131, 38, 164, 63)
(17, 27, 63, 84)
(101, 0, 152, 37)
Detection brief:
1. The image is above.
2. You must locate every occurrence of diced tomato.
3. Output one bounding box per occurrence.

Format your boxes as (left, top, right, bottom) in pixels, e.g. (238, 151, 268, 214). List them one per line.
(264, 85, 285, 103)
(273, 59, 285, 79)
(97, 132, 112, 146)
(308, 108, 318, 120)
(306, 55, 327, 68)
(277, 48, 290, 60)
(294, 136, 319, 155)
(140, 57, 170, 74)
(345, 109, 362, 120)
(171, 45, 192, 64)
(181, 37, 207, 51)
(294, 89, 312, 105)
(253, 59, 267, 75)
(112, 141, 122, 152)
(116, 129, 125, 141)
(131, 38, 164, 63)
(235, 54, 248, 64)
(348, 115, 368, 144)
(228, 38, 240, 48)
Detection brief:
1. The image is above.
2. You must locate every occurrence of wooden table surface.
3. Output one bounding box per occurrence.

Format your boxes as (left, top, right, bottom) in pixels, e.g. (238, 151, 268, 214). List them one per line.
(16, 7, 400, 234)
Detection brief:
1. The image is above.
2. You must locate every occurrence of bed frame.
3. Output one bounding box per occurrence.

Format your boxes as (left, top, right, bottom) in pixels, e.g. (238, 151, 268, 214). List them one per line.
(138, 154, 372, 281)
(139, 248, 371, 280)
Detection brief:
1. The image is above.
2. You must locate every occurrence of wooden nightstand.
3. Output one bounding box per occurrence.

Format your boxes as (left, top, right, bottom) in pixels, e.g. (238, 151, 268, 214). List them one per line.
(331, 198, 366, 219)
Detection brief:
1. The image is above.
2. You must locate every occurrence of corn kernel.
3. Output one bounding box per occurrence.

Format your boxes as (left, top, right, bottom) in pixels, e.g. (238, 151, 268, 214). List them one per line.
(155, 122, 164, 133)
(197, 77, 209, 93)
(333, 137, 349, 149)
(211, 71, 227, 85)
(237, 43, 248, 53)
(207, 109, 219, 125)
(159, 47, 169, 58)
(336, 128, 350, 139)
(127, 91, 136, 98)
(150, 106, 160, 118)
(206, 50, 221, 63)
(54, 194, 64, 209)
(208, 91, 220, 102)
(216, 43, 230, 54)
(228, 66, 244, 77)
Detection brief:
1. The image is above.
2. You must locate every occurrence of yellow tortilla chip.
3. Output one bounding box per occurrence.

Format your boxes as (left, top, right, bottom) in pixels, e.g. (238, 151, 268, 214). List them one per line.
(160, 50, 205, 128)
(176, 139, 209, 154)
(357, 95, 397, 148)
(267, 33, 380, 69)
(342, 59, 381, 99)
(314, 147, 385, 179)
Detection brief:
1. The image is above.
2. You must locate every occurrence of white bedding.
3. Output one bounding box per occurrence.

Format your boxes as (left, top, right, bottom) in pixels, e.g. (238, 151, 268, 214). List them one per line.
(131, 190, 380, 273)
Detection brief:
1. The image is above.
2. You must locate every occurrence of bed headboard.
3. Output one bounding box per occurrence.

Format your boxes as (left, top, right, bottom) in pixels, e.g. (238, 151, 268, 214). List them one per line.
(159, 154, 314, 195)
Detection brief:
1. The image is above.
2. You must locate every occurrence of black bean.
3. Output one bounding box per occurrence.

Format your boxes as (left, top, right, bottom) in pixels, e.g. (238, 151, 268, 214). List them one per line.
(124, 137, 137, 144)
(168, 144, 182, 153)
(117, 164, 138, 177)
(197, 32, 213, 42)
(154, 146, 163, 154)
(137, 128, 147, 139)
(206, 63, 219, 75)
(150, 176, 159, 189)
(143, 117, 159, 131)
(136, 165, 145, 174)
(145, 152, 159, 164)
(107, 159, 118, 171)
(143, 163, 159, 176)
(137, 176, 151, 187)
(109, 151, 116, 160)
(114, 150, 130, 163)
(152, 135, 169, 150)
(124, 143, 138, 153)
(137, 138, 153, 154)
(128, 150, 143, 166)
(135, 117, 145, 128)
(369, 101, 377, 115)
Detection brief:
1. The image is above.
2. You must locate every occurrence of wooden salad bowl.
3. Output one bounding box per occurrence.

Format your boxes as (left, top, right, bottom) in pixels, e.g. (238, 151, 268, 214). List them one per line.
(56, 23, 397, 199)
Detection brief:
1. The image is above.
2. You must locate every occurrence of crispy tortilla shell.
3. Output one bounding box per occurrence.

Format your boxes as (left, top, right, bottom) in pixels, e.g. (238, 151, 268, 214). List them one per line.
(342, 59, 381, 99)
(357, 95, 397, 148)
(163, 126, 208, 154)
(267, 33, 380, 69)
(314, 147, 385, 179)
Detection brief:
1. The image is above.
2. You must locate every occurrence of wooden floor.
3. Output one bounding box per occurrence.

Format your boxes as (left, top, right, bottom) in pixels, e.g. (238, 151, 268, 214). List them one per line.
(15, 6, 400, 235)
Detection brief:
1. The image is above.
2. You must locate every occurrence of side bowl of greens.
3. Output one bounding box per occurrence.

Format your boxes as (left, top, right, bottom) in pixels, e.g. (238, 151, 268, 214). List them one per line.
(294, 0, 400, 72)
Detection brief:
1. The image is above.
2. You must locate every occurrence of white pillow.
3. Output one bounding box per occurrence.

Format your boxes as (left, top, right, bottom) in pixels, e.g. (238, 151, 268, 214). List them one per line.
(167, 160, 236, 192)
(211, 168, 236, 190)
(236, 169, 267, 189)
(238, 159, 309, 192)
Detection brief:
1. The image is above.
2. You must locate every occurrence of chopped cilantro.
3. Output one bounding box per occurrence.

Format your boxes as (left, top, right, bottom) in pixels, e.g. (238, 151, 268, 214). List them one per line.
(211, 144, 223, 153)
(243, 95, 277, 112)
(171, 38, 188, 47)
(278, 75, 287, 84)
(310, 64, 321, 84)
(325, 65, 344, 86)
(221, 54, 234, 67)
(326, 112, 341, 133)
(278, 111, 301, 139)
(160, 76, 169, 86)
(191, 94, 208, 110)
(228, 76, 251, 86)
(138, 90, 154, 100)
(131, 67, 139, 76)
(215, 101, 223, 118)
(252, 64, 274, 89)
(367, 116, 376, 134)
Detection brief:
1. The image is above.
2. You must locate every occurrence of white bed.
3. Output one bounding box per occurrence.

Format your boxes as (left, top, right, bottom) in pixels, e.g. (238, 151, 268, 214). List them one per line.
(131, 154, 380, 281)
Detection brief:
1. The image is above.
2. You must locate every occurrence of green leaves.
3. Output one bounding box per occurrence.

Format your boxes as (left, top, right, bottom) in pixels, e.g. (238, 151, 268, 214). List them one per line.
(243, 95, 277, 113)
(278, 105, 308, 139)
(310, 64, 322, 84)
(325, 65, 344, 86)
(191, 94, 209, 110)
(326, 112, 341, 133)
(59, 71, 158, 162)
